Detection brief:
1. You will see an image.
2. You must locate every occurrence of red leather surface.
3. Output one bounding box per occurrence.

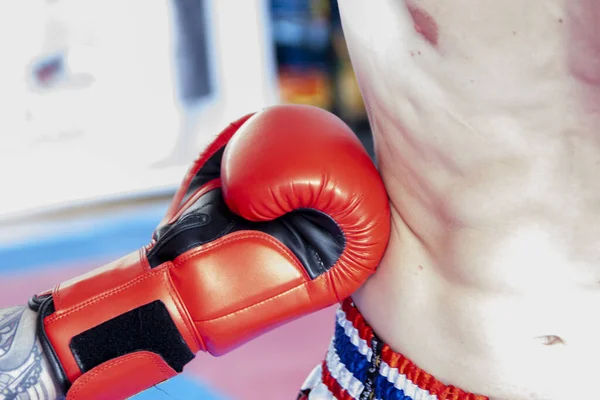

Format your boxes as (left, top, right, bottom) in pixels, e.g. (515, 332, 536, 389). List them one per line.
(53, 250, 147, 310)
(66, 351, 176, 400)
(44, 105, 390, 397)
(196, 273, 332, 355)
(170, 231, 307, 322)
(45, 266, 202, 382)
(223, 105, 390, 297)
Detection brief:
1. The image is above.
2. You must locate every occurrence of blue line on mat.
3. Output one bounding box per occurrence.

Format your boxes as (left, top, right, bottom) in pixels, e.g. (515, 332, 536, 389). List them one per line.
(0, 206, 229, 399)
(133, 375, 228, 400)
(0, 206, 166, 274)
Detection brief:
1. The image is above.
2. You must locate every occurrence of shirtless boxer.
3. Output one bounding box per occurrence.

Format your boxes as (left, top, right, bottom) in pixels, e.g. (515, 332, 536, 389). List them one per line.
(300, 1, 600, 399)
(2, 0, 599, 399)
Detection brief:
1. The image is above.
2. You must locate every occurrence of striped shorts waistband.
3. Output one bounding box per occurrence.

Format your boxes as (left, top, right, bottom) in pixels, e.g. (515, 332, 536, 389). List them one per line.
(310, 299, 489, 400)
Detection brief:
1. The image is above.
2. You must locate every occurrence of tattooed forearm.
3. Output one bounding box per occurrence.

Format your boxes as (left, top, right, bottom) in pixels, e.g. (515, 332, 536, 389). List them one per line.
(0, 307, 62, 400)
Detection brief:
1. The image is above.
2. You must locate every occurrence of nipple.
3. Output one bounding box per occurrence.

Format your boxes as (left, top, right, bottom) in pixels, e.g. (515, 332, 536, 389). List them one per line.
(406, 3, 439, 46)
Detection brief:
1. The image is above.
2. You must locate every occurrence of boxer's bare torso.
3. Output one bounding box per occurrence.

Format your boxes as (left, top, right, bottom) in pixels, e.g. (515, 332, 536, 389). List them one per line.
(3, 2, 600, 399)
(339, 1, 600, 399)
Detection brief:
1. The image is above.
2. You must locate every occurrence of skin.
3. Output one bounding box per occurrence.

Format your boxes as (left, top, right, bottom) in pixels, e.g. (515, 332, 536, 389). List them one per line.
(0, 307, 62, 399)
(5, 2, 600, 399)
(339, 0, 600, 399)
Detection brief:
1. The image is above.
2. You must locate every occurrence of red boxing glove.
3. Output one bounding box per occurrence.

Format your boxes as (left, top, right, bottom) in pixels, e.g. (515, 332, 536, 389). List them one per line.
(29, 105, 390, 400)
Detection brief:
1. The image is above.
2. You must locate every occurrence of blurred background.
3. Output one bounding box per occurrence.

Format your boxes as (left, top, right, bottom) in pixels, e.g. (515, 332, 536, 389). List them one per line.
(0, 1, 373, 399)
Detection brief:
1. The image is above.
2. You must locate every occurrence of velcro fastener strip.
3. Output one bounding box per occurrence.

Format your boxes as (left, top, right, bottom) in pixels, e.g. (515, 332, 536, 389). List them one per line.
(70, 300, 195, 374)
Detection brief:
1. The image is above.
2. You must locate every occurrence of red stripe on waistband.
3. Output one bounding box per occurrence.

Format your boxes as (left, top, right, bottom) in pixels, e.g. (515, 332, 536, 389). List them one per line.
(340, 299, 488, 400)
(321, 360, 356, 400)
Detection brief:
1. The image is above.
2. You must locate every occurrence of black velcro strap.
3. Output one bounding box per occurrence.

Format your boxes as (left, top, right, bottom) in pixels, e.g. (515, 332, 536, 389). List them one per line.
(70, 300, 195, 374)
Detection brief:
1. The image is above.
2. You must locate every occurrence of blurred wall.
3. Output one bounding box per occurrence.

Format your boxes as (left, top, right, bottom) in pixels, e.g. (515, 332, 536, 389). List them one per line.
(0, 1, 371, 399)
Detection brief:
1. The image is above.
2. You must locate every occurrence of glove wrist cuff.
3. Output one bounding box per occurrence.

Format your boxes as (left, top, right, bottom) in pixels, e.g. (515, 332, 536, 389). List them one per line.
(29, 286, 198, 398)
(29, 295, 71, 394)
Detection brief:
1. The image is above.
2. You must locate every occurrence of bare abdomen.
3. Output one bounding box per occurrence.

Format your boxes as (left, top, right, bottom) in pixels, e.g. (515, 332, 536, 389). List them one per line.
(341, 0, 600, 398)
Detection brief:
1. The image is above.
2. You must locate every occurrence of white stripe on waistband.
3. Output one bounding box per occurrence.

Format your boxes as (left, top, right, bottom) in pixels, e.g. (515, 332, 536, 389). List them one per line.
(325, 336, 365, 399)
(335, 306, 438, 400)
